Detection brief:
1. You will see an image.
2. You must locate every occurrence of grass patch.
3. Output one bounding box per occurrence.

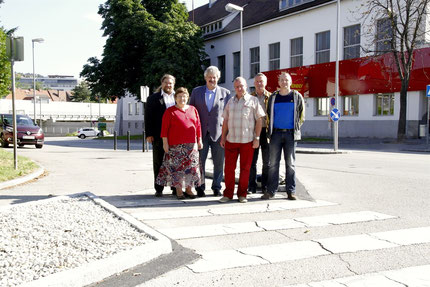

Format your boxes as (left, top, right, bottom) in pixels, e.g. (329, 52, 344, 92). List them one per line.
(301, 137, 332, 142)
(0, 149, 39, 182)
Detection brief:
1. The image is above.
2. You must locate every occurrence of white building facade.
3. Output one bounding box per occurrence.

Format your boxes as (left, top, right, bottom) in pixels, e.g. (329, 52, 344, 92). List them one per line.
(192, 0, 430, 138)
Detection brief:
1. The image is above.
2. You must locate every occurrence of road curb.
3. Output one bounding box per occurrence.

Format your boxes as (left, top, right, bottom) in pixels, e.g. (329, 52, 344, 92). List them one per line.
(296, 148, 349, 154)
(21, 192, 172, 287)
(0, 165, 45, 190)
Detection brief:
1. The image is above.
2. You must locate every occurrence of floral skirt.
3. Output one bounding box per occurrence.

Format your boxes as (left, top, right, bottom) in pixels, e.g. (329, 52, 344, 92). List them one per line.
(156, 143, 201, 189)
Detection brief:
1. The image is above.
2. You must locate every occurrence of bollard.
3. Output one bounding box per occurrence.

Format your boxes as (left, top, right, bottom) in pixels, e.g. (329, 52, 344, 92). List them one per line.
(114, 131, 117, 150)
(127, 131, 130, 151)
(142, 131, 145, 152)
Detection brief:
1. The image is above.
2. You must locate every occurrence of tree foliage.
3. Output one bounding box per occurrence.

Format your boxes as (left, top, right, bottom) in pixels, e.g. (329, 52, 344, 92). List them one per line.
(362, 0, 430, 140)
(0, 28, 11, 98)
(70, 81, 97, 102)
(81, 0, 206, 99)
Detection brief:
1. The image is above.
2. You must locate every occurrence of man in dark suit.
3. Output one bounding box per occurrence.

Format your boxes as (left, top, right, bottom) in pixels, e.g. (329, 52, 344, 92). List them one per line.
(190, 66, 232, 197)
(144, 74, 176, 197)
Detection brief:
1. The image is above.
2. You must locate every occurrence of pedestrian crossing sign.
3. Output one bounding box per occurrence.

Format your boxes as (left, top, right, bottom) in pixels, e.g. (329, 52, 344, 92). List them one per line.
(427, 85, 430, 97)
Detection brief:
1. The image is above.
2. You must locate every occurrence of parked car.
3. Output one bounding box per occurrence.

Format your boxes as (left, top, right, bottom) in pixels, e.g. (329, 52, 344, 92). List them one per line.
(0, 114, 44, 148)
(77, 127, 100, 139)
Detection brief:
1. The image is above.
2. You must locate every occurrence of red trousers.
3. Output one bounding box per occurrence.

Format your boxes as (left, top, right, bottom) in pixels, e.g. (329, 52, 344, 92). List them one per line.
(223, 141, 254, 198)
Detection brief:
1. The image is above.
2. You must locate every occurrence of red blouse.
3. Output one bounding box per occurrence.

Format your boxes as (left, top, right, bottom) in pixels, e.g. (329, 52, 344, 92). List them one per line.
(160, 105, 202, 146)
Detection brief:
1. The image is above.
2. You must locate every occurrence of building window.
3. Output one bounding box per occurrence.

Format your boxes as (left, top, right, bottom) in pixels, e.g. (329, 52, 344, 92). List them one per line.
(280, 0, 312, 10)
(269, 42, 280, 71)
(344, 24, 361, 60)
(233, 51, 240, 79)
(135, 102, 140, 115)
(343, 95, 359, 116)
(316, 31, 330, 64)
(127, 122, 131, 129)
(135, 122, 138, 129)
(316, 98, 330, 116)
(376, 18, 394, 54)
(250, 47, 260, 78)
(290, 37, 303, 68)
(128, 103, 132, 115)
(218, 55, 226, 84)
(375, 93, 394, 115)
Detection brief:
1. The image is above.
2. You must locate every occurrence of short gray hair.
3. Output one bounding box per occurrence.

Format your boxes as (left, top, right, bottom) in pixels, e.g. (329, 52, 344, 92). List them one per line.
(204, 66, 221, 79)
(234, 76, 247, 86)
(254, 72, 267, 83)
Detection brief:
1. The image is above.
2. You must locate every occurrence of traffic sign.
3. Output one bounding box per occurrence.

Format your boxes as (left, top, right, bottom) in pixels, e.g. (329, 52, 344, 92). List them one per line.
(427, 85, 430, 97)
(330, 97, 336, 106)
(330, 108, 341, 122)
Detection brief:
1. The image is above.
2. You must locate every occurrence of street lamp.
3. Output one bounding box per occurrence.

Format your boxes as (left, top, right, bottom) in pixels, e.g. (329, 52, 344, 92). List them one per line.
(225, 3, 244, 77)
(32, 38, 44, 124)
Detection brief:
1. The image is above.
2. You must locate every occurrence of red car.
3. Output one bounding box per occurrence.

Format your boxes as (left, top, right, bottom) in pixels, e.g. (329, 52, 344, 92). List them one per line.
(0, 114, 44, 148)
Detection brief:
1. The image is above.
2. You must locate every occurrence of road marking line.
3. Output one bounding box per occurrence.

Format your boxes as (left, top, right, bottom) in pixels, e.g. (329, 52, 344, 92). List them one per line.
(287, 264, 430, 287)
(132, 200, 337, 220)
(187, 226, 430, 273)
(159, 211, 395, 240)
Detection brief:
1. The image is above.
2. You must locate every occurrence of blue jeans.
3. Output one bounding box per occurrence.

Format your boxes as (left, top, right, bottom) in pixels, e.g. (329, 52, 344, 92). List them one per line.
(267, 130, 296, 195)
(198, 133, 224, 192)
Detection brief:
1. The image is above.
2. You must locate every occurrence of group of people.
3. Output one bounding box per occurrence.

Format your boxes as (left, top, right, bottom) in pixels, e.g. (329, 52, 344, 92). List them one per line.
(144, 66, 305, 203)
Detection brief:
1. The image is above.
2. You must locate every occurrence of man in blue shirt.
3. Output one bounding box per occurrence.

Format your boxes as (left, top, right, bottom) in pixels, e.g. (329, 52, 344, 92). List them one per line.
(262, 72, 305, 200)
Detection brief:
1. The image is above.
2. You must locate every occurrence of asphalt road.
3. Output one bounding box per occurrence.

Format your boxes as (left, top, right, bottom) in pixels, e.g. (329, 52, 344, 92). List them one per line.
(1, 137, 429, 286)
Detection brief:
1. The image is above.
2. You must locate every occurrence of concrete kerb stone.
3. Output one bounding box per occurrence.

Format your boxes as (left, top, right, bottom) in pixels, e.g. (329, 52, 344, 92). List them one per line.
(0, 165, 45, 190)
(20, 192, 172, 287)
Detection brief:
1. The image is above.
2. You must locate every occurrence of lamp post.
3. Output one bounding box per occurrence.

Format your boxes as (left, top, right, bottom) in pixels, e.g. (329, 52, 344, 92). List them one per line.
(225, 3, 244, 77)
(32, 38, 44, 124)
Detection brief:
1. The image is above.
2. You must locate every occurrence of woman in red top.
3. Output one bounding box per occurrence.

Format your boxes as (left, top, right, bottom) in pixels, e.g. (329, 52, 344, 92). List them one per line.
(156, 87, 203, 199)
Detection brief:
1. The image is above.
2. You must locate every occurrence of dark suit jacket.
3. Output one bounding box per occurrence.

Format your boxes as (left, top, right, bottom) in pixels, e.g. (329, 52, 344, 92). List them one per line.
(144, 91, 167, 140)
(190, 85, 231, 141)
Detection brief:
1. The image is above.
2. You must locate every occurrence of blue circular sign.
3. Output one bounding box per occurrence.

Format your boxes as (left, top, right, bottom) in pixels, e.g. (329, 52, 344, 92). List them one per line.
(330, 108, 341, 121)
(330, 97, 336, 106)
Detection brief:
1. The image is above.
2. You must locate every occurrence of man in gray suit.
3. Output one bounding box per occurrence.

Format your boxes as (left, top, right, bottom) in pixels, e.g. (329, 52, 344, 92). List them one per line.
(190, 66, 232, 197)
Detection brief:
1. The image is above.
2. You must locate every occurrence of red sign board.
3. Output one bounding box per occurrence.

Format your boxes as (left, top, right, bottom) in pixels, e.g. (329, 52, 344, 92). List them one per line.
(263, 47, 430, 98)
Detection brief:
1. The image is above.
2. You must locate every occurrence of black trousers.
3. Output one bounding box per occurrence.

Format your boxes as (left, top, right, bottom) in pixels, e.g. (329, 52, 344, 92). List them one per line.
(152, 137, 176, 193)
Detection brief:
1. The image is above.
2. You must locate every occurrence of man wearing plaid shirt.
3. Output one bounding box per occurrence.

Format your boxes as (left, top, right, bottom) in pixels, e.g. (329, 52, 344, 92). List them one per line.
(220, 77, 266, 203)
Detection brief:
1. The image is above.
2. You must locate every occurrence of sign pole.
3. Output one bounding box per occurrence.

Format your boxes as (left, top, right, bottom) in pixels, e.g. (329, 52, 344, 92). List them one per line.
(427, 85, 430, 145)
(10, 37, 18, 169)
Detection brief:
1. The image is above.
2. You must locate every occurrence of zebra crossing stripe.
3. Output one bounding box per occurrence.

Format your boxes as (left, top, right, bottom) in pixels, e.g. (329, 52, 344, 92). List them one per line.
(132, 199, 337, 220)
(159, 211, 395, 240)
(287, 264, 430, 287)
(187, 226, 430, 273)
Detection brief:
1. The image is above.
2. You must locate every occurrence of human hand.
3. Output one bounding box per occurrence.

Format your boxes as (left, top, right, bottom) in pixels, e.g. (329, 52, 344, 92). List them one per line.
(252, 139, 259, 149)
(146, 136, 154, 144)
(163, 142, 169, 153)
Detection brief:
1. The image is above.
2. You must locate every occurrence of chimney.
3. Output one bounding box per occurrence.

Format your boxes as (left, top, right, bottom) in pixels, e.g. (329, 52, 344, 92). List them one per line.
(209, 0, 217, 8)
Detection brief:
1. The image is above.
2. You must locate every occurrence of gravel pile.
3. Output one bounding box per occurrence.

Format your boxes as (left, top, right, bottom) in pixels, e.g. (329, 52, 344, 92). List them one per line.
(0, 196, 152, 287)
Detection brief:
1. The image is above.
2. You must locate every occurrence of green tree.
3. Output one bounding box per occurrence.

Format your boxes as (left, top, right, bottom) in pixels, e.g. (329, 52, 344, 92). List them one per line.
(0, 28, 11, 98)
(81, 0, 206, 98)
(70, 81, 94, 102)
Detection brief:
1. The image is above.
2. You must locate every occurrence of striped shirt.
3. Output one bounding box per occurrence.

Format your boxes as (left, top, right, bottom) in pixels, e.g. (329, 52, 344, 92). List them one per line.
(223, 93, 266, 143)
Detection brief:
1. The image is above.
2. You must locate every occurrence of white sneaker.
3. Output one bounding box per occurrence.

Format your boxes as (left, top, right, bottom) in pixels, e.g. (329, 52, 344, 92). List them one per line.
(219, 196, 231, 203)
(238, 197, 248, 203)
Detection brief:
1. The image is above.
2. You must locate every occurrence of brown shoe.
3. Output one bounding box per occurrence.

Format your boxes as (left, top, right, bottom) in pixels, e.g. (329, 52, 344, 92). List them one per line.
(260, 192, 274, 200)
(287, 193, 297, 200)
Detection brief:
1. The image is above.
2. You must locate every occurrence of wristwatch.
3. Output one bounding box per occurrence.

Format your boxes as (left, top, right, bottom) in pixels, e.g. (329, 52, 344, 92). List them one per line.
(254, 136, 260, 140)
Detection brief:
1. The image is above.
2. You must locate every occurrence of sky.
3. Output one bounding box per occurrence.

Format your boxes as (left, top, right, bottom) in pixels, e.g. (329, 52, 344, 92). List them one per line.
(0, 0, 208, 80)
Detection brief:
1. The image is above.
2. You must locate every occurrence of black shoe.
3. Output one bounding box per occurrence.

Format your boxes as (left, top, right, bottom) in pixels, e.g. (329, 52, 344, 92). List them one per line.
(247, 188, 256, 194)
(184, 193, 196, 199)
(287, 193, 297, 200)
(171, 190, 177, 196)
(213, 189, 221, 197)
(261, 186, 267, 193)
(155, 191, 163, 197)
